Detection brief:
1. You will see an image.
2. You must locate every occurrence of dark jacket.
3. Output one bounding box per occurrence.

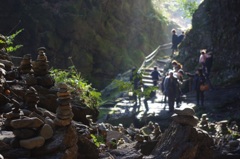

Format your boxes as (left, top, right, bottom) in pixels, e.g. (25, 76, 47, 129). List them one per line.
(171, 34, 178, 49)
(151, 70, 161, 81)
(187, 73, 206, 91)
(164, 76, 178, 97)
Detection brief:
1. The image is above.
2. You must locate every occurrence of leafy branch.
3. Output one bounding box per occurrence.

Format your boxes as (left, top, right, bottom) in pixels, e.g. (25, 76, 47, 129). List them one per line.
(5, 29, 24, 53)
(50, 66, 101, 109)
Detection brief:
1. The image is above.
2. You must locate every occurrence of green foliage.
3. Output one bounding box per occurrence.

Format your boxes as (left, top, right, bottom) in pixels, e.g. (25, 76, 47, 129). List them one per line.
(176, 0, 199, 18)
(113, 80, 132, 92)
(6, 29, 24, 53)
(50, 66, 101, 109)
(113, 70, 157, 98)
(90, 134, 105, 147)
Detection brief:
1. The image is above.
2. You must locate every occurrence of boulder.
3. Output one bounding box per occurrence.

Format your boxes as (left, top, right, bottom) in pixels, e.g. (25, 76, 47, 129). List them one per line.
(149, 123, 214, 159)
(10, 117, 44, 129)
(172, 114, 199, 127)
(20, 136, 45, 149)
(39, 124, 54, 140)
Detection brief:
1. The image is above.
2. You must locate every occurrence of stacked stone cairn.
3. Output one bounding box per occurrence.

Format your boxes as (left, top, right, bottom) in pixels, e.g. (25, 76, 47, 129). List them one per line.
(32, 47, 49, 76)
(198, 113, 209, 131)
(3, 87, 54, 150)
(217, 120, 229, 135)
(171, 107, 199, 127)
(32, 47, 54, 88)
(19, 54, 33, 74)
(19, 54, 37, 86)
(54, 83, 74, 126)
(151, 123, 162, 140)
(3, 99, 23, 129)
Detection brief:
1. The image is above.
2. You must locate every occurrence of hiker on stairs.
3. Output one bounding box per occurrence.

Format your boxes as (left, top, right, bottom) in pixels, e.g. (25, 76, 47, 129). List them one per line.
(130, 67, 142, 112)
(171, 29, 178, 57)
(150, 66, 161, 103)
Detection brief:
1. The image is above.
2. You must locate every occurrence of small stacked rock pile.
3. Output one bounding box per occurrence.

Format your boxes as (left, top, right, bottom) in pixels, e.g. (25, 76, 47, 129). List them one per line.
(54, 83, 74, 126)
(171, 107, 199, 127)
(198, 113, 209, 131)
(24, 86, 40, 112)
(11, 116, 51, 149)
(32, 47, 54, 88)
(2, 87, 54, 150)
(19, 54, 33, 74)
(3, 99, 23, 129)
(217, 120, 229, 135)
(32, 47, 49, 76)
(152, 123, 162, 140)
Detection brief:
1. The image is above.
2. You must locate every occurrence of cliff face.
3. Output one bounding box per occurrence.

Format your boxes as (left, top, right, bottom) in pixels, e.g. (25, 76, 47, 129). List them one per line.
(0, 0, 170, 89)
(179, 0, 240, 86)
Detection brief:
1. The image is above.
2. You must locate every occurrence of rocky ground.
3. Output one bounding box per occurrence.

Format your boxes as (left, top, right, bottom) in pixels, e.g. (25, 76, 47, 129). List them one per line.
(1, 47, 240, 158)
(98, 54, 240, 159)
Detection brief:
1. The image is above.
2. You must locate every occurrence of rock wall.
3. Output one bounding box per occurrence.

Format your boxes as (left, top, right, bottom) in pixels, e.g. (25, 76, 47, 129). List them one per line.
(178, 0, 240, 86)
(0, 0, 171, 89)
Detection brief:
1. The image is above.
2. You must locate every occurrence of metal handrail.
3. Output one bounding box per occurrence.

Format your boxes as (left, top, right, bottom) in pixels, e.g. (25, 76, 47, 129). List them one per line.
(138, 42, 172, 72)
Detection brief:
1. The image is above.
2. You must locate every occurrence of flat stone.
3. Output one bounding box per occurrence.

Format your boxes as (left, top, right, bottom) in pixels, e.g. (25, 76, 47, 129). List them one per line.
(172, 114, 199, 127)
(57, 98, 71, 105)
(174, 107, 195, 116)
(40, 124, 53, 140)
(29, 111, 45, 121)
(3, 112, 20, 119)
(10, 117, 44, 129)
(57, 105, 72, 110)
(44, 117, 55, 129)
(58, 95, 72, 100)
(106, 131, 123, 143)
(57, 113, 74, 120)
(20, 136, 45, 149)
(54, 118, 72, 126)
(57, 91, 71, 97)
(56, 107, 72, 116)
(13, 128, 37, 139)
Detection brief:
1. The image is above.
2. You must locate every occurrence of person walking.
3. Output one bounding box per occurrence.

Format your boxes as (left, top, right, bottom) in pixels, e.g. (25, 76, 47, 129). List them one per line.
(199, 49, 211, 75)
(205, 51, 214, 90)
(150, 66, 161, 102)
(160, 72, 168, 103)
(178, 31, 185, 44)
(171, 29, 178, 57)
(151, 66, 161, 87)
(130, 67, 142, 111)
(164, 71, 178, 112)
(186, 68, 206, 106)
